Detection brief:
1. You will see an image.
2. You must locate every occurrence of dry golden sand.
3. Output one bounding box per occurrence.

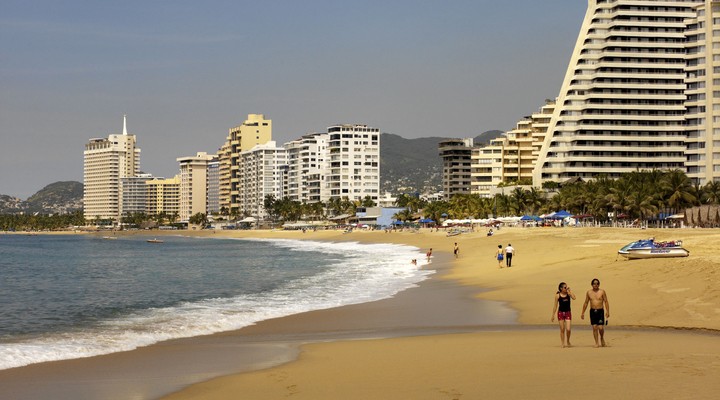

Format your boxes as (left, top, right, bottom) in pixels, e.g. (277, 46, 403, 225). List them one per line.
(160, 227, 720, 400)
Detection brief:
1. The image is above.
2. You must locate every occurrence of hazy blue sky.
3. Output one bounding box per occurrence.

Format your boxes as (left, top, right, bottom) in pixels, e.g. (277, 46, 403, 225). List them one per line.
(0, 0, 587, 199)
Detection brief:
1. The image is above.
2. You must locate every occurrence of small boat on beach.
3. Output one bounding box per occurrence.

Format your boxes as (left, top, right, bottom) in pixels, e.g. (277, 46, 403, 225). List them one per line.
(618, 238, 689, 259)
(147, 238, 164, 244)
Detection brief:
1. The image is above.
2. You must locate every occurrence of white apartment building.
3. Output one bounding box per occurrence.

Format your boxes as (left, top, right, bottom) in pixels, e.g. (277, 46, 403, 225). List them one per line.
(119, 173, 153, 216)
(177, 152, 217, 221)
(284, 133, 328, 203)
(533, 0, 704, 186)
(325, 124, 380, 203)
(83, 116, 141, 222)
(237, 141, 287, 219)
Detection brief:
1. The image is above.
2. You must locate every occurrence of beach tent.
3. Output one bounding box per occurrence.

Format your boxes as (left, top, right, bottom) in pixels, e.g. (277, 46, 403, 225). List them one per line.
(520, 215, 541, 221)
(551, 210, 572, 219)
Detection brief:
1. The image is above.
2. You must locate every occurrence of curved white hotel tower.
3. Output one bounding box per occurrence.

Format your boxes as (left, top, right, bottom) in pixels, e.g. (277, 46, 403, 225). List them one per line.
(533, 0, 714, 186)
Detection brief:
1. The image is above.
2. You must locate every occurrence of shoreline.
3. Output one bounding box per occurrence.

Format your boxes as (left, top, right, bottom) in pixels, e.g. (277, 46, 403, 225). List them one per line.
(2, 227, 720, 399)
(0, 239, 515, 400)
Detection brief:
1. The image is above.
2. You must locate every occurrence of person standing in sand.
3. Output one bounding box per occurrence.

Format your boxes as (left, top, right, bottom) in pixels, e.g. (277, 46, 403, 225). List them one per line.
(504, 243, 515, 267)
(495, 245, 504, 268)
(551, 282, 576, 348)
(581, 278, 610, 348)
(453, 242, 459, 258)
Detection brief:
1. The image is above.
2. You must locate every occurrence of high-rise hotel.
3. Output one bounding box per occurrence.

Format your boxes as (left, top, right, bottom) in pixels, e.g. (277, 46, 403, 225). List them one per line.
(218, 114, 272, 214)
(533, 0, 720, 186)
(83, 116, 140, 221)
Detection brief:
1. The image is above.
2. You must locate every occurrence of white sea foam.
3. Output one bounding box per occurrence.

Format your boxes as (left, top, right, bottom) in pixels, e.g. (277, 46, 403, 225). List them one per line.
(0, 239, 431, 370)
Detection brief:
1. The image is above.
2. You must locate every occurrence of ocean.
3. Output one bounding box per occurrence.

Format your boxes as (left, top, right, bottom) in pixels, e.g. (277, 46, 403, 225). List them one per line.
(0, 234, 430, 371)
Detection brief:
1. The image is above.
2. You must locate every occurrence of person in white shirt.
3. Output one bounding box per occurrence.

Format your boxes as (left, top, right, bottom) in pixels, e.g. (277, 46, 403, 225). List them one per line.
(504, 243, 515, 267)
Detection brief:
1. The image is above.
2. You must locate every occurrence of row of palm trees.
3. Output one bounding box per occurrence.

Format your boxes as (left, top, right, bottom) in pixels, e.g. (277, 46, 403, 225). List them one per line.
(0, 211, 86, 231)
(405, 169, 718, 224)
(262, 195, 376, 223)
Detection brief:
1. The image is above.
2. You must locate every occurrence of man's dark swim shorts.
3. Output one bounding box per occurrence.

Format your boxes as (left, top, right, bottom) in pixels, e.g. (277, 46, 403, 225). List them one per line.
(590, 308, 604, 325)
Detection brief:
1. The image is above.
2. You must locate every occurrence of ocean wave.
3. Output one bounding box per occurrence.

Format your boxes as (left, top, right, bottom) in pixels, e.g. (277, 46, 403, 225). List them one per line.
(0, 239, 431, 370)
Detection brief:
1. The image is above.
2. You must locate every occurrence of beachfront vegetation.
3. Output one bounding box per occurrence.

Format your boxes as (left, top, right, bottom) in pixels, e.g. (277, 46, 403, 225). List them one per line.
(435, 169, 713, 224)
(2, 170, 718, 230)
(0, 210, 85, 231)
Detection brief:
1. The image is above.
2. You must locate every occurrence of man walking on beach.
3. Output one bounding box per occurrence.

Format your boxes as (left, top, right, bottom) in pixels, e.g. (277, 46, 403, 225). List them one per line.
(504, 243, 515, 267)
(453, 243, 459, 258)
(581, 278, 610, 347)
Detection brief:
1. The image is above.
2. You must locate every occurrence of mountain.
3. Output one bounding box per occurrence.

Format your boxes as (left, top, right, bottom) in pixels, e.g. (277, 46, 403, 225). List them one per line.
(0, 194, 25, 214)
(380, 133, 447, 195)
(380, 130, 504, 195)
(0, 181, 83, 214)
(473, 130, 504, 145)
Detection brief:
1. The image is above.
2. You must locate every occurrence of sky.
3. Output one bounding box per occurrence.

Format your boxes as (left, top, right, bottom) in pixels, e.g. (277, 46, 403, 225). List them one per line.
(0, 0, 587, 199)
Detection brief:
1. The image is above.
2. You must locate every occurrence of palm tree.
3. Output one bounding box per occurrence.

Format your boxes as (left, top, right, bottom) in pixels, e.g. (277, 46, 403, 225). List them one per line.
(701, 180, 720, 204)
(360, 195, 376, 208)
(605, 178, 634, 220)
(661, 169, 697, 214)
(423, 200, 449, 223)
(509, 187, 528, 215)
(524, 187, 545, 215)
(392, 208, 413, 223)
(494, 193, 511, 217)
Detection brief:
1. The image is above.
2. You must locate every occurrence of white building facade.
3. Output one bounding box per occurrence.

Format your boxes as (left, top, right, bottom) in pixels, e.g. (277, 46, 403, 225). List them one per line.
(533, 0, 705, 186)
(325, 124, 380, 203)
(284, 133, 328, 203)
(83, 116, 141, 222)
(237, 141, 287, 219)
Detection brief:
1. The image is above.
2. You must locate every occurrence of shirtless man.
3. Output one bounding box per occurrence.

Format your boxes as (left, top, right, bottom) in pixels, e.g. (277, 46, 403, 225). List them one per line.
(581, 278, 610, 347)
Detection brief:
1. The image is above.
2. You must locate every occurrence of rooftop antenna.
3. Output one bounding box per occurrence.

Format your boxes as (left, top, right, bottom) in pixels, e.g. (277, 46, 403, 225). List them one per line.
(123, 114, 128, 135)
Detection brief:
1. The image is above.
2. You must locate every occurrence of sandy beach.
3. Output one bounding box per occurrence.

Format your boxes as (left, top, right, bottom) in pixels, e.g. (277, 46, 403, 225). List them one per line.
(2, 227, 719, 399)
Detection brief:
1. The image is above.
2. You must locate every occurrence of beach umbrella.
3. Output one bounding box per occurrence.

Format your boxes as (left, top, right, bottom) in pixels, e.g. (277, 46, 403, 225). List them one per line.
(419, 218, 434, 224)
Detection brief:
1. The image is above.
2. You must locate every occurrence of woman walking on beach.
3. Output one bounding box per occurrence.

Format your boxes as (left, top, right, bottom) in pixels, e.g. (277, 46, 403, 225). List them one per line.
(496, 245, 504, 268)
(551, 282, 576, 348)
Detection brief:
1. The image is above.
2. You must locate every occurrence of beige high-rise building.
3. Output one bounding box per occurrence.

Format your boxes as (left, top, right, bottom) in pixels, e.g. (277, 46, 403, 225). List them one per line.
(83, 115, 140, 222)
(533, 0, 704, 186)
(146, 176, 180, 218)
(177, 152, 217, 222)
(473, 100, 556, 190)
(218, 114, 272, 214)
(685, 1, 720, 184)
